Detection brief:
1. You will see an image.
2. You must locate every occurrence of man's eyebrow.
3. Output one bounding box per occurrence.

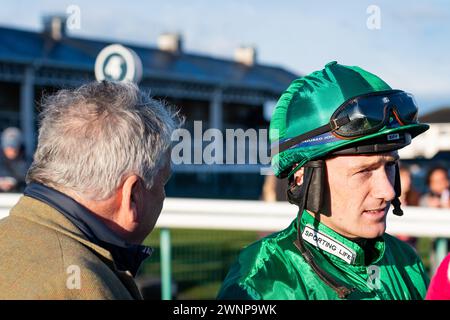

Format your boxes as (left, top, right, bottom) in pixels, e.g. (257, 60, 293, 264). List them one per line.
(352, 154, 400, 170)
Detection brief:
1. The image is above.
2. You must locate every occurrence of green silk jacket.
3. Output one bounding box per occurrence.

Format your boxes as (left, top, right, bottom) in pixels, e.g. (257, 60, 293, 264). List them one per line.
(218, 211, 429, 300)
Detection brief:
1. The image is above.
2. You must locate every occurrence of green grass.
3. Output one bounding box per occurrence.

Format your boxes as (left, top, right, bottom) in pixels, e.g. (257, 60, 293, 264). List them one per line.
(416, 237, 433, 274)
(137, 228, 260, 299)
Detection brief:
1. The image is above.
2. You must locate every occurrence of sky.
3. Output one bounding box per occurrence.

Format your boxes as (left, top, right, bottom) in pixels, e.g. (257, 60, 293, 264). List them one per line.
(1, 0, 449, 115)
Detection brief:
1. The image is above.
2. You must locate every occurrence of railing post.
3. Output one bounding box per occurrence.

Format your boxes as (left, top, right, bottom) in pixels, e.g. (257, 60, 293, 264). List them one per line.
(160, 228, 172, 300)
(20, 65, 36, 160)
(434, 238, 448, 273)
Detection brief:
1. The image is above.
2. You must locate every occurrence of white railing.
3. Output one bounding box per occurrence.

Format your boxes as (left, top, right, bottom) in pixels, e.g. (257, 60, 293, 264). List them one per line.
(2, 194, 450, 237)
(158, 197, 450, 237)
(0, 193, 23, 219)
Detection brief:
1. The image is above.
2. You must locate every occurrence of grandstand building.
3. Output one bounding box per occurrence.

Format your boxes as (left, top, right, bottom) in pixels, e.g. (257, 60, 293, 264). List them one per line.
(0, 16, 298, 199)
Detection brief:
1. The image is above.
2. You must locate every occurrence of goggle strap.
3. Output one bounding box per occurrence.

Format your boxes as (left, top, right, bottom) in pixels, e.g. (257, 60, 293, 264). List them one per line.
(274, 122, 334, 155)
(274, 116, 351, 155)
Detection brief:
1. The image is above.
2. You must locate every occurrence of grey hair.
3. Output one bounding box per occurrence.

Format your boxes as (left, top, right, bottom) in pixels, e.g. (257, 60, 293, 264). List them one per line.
(26, 81, 182, 200)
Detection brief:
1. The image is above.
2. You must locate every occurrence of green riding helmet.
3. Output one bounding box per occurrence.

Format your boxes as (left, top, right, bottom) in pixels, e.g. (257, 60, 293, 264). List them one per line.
(270, 61, 429, 179)
(268, 61, 430, 297)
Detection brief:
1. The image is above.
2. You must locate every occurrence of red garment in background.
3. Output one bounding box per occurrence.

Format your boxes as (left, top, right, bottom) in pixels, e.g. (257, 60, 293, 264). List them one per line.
(426, 254, 450, 300)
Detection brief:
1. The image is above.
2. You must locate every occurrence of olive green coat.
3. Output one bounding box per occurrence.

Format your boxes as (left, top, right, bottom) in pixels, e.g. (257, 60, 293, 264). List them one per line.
(0, 196, 143, 299)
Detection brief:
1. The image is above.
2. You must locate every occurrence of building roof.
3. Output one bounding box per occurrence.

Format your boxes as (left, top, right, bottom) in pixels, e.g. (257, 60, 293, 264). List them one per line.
(420, 107, 450, 123)
(0, 25, 298, 92)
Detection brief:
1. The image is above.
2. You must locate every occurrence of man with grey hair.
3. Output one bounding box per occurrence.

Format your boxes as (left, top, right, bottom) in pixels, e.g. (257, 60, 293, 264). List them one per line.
(0, 81, 180, 299)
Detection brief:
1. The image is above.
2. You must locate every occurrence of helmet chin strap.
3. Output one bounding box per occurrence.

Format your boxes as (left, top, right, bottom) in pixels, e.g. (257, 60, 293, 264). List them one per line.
(287, 160, 355, 299)
(286, 159, 403, 298)
(392, 163, 403, 216)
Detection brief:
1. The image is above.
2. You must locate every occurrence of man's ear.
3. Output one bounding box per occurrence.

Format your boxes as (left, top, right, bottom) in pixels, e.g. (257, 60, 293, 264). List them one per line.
(287, 166, 304, 206)
(293, 167, 305, 186)
(120, 175, 140, 223)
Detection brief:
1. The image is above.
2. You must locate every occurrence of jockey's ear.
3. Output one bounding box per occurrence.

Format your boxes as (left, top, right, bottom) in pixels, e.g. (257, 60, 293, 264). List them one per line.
(293, 167, 304, 186)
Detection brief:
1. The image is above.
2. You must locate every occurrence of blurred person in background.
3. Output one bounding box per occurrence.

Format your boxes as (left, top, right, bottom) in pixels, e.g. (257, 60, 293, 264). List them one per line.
(260, 176, 289, 239)
(419, 165, 450, 208)
(399, 164, 421, 207)
(218, 61, 430, 300)
(0, 127, 30, 192)
(0, 81, 180, 299)
(420, 165, 450, 285)
(396, 164, 421, 248)
(261, 175, 285, 202)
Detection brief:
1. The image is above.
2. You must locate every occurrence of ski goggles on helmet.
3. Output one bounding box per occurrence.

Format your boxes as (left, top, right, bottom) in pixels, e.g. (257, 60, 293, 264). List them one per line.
(275, 90, 419, 154)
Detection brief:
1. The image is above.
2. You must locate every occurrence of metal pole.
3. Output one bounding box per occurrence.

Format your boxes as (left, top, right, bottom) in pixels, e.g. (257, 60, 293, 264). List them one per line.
(209, 89, 223, 131)
(20, 66, 36, 160)
(209, 89, 223, 174)
(160, 228, 172, 300)
(434, 238, 448, 273)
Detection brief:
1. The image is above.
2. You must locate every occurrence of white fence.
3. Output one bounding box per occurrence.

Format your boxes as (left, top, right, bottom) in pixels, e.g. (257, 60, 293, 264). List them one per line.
(2, 193, 450, 237)
(159, 198, 450, 237)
